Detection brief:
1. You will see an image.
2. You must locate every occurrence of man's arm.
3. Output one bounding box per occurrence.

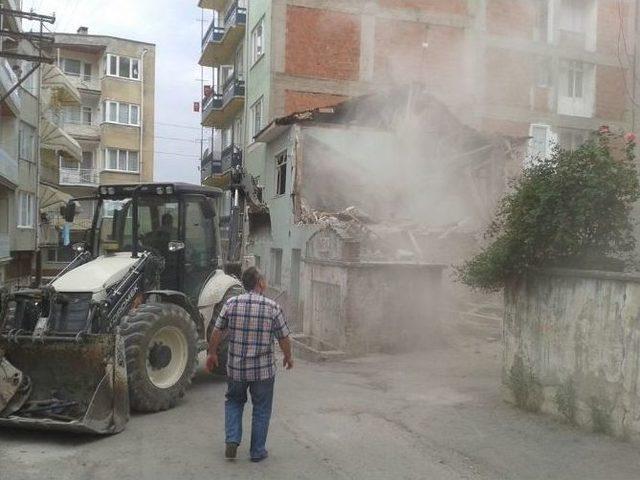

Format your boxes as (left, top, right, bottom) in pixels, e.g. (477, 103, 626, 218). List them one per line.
(206, 301, 230, 372)
(206, 328, 224, 372)
(273, 306, 293, 370)
(278, 336, 293, 370)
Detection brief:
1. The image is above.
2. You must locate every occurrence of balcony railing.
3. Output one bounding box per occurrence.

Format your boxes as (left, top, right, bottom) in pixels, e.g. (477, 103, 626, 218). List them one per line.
(62, 72, 101, 91)
(202, 22, 225, 49)
(221, 144, 242, 173)
(201, 1, 246, 50)
(223, 1, 247, 28)
(59, 167, 99, 186)
(202, 92, 223, 115)
(222, 76, 245, 105)
(0, 146, 19, 187)
(0, 58, 21, 113)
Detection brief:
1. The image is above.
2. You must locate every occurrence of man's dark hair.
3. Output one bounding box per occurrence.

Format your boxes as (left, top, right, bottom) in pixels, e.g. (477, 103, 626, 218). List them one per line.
(242, 267, 263, 292)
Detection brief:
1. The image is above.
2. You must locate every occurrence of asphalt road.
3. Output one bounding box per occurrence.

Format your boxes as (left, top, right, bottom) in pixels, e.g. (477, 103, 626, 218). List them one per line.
(2, 312, 640, 480)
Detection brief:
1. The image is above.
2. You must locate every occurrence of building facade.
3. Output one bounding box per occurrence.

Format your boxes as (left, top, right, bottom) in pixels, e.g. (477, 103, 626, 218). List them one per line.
(198, 0, 637, 322)
(39, 29, 156, 275)
(0, 0, 41, 288)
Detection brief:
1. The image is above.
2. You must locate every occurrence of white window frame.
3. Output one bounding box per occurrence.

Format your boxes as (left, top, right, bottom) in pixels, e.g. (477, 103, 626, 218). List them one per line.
(65, 105, 93, 125)
(104, 54, 141, 81)
(17, 191, 35, 229)
(18, 122, 35, 162)
(103, 148, 140, 173)
(528, 124, 557, 165)
(275, 150, 287, 197)
(251, 17, 265, 65)
(102, 101, 141, 126)
(251, 97, 263, 140)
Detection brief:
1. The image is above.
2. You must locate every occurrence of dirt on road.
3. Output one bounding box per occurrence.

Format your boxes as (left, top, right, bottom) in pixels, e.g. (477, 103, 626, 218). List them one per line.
(2, 309, 640, 480)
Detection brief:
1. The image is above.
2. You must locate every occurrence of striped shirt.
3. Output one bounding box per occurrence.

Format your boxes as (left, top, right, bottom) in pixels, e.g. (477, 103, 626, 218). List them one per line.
(214, 292, 290, 381)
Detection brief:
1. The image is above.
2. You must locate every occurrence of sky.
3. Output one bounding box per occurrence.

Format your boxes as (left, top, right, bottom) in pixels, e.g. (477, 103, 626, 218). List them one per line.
(23, 0, 213, 184)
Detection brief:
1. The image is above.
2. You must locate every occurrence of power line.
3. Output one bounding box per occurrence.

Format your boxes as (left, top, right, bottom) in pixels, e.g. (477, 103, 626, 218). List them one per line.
(157, 121, 206, 131)
(154, 135, 199, 143)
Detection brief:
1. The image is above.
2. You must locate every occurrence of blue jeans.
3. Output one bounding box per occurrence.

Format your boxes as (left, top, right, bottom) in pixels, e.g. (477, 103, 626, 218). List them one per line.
(225, 377, 275, 459)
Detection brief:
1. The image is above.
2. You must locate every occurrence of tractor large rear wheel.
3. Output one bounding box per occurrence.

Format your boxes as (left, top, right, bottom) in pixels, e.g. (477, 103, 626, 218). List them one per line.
(120, 303, 198, 412)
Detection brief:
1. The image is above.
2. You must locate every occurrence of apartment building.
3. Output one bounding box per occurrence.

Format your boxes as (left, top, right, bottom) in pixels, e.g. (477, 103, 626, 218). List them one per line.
(38, 28, 156, 273)
(198, 0, 636, 314)
(0, 0, 42, 288)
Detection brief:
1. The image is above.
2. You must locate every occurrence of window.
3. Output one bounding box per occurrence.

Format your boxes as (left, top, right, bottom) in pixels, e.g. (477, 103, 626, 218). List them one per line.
(18, 122, 35, 161)
(275, 151, 287, 196)
(561, 60, 583, 98)
(560, 0, 587, 34)
(61, 58, 92, 80)
(222, 127, 232, 148)
(251, 18, 264, 65)
(21, 61, 36, 94)
(535, 57, 551, 88)
(17, 191, 35, 228)
(46, 246, 76, 264)
(83, 62, 92, 81)
(270, 248, 282, 286)
(81, 151, 94, 170)
(529, 124, 553, 161)
(105, 54, 141, 80)
(102, 101, 140, 126)
(104, 149, 140, 173)
(251, 97, 263, 139)
(62, 58, 81, 76)
(64, 106, 93, 125)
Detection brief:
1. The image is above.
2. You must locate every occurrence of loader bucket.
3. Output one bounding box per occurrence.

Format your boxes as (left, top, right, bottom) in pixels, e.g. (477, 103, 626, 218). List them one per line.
(0, 334, 129, 434)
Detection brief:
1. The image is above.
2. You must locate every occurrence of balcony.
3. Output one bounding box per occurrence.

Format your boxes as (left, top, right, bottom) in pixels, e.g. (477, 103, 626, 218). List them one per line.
(199, 1, 247, 66)
(59, 167, 99, 186)
(203, 146, 242, 188)
(0, 58, 21, 116)
(41, 113, 83, 161)
(201, 149, 222, 182)
(0, 233, 9, 263)
(198, 0, 226, 10)
(202, 77, 245, 128)
(63, 72, 101, 92)
(0, 146, 19, 187)
(221, 144, 242, 172)
(41, 64, 81, 105)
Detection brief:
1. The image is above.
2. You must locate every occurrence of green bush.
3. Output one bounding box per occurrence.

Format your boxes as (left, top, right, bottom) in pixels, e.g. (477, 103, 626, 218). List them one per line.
(457, 129, 640, 291)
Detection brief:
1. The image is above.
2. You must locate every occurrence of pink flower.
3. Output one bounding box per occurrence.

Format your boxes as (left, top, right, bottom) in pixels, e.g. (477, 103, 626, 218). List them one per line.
(625, 132, 637, 144)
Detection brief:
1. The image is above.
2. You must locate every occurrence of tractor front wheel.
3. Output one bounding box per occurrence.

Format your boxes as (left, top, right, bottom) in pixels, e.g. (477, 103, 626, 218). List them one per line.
(120, 302, 198, 412)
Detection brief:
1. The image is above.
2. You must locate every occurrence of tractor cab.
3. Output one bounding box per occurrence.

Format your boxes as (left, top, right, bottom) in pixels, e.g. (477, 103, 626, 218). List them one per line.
(74, 183, 224, 302)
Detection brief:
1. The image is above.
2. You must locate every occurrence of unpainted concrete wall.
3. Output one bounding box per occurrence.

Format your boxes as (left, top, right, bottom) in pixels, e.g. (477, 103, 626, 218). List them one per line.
(504, 269, 640, 441)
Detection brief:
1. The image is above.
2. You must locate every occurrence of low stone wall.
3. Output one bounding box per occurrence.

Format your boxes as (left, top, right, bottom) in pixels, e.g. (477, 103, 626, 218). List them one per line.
(504, 269, 640, 440)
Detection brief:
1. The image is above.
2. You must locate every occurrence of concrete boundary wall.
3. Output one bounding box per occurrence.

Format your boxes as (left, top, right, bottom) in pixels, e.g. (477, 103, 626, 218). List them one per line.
(504, 269, 640, 441)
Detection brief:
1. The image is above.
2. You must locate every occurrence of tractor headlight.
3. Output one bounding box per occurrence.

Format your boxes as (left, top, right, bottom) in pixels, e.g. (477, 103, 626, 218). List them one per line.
(107, 187, 116, 195)
(165, 186, 173, 195)
(156, 187, 165, 195)
(100, 187, 108, 195)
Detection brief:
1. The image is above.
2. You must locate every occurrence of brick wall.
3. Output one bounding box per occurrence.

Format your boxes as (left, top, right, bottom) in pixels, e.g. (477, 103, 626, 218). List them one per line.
(376, 0, 467, 15)
(284, 90, 347, 115)
(285, 6, 361, 81)
(487, 0, 535, 39)
(595, 65, 628, 121)
(374, 18, 466, 94)
(597, 0, 631, 56)
(485, 48, 532, 110)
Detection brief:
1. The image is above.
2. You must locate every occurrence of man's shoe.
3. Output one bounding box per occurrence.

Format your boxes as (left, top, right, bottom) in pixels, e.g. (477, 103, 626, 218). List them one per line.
(225, 443, 238, 459)
(250, 451, 268, 463)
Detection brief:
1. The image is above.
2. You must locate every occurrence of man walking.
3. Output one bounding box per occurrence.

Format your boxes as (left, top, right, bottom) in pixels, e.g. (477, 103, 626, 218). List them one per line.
(206, 267, 293, 462)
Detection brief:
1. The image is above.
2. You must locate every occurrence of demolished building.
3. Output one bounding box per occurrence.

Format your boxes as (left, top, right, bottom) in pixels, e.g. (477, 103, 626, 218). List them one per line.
(251, 87, 525, 342)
